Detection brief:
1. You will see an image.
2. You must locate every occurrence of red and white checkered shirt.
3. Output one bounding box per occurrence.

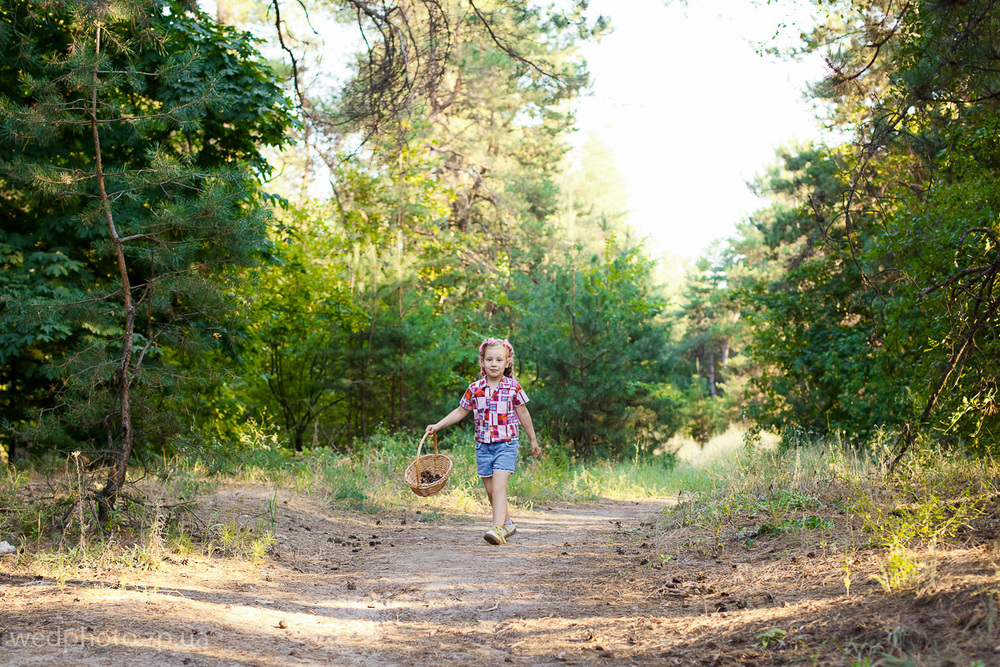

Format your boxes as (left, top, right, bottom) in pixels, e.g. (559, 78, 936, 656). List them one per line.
(460, 376, 529, 443)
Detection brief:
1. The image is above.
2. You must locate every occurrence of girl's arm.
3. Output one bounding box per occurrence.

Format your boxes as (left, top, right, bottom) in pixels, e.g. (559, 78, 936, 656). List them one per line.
(426, 407, 469, 434)
(515, 404, 541, 458)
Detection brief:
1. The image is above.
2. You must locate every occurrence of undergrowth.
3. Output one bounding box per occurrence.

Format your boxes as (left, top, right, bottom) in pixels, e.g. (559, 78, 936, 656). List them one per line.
(5, 423, 999, 612)
(655, 430, 1000, 666)
(166, 426, 687, 513)
(0, 426, 690, 570)
(665, 429, 1000, 597)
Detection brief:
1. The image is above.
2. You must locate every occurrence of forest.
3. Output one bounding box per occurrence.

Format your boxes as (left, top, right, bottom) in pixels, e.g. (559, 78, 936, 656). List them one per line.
(4, 0, 999, 491)
(2, 1, 1000, 664)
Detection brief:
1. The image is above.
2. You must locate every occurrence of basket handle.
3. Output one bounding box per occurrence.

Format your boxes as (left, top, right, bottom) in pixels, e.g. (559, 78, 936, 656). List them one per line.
(416, 431, 438, 458)
(415, 431, 438, 480)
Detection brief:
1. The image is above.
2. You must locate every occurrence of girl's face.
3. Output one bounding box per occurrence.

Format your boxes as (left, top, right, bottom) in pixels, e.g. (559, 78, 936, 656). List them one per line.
(482, 345, 509, 380)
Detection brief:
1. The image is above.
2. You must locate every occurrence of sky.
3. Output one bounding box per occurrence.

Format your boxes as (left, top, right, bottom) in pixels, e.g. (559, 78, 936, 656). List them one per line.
(573, 0, 830, 259)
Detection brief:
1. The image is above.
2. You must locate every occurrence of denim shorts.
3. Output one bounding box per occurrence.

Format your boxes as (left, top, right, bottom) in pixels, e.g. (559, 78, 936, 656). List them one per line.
(475, 439, 519, 477)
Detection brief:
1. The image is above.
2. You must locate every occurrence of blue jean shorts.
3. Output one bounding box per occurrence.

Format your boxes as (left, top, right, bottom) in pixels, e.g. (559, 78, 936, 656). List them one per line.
(476, 439, 519, 478)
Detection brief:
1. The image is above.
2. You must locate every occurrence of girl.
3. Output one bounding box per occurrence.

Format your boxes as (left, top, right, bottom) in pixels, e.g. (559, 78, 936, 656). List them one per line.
(426, 337, 541, 545)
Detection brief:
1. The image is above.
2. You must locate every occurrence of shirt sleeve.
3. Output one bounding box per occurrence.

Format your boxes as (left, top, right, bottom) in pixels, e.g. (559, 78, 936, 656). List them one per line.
(459, 384, 475, 410)
(512, 382, 529, 406)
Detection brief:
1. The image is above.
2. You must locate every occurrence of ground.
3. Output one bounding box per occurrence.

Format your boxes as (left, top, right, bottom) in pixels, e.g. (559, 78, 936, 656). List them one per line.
(1, 484, 999, 666)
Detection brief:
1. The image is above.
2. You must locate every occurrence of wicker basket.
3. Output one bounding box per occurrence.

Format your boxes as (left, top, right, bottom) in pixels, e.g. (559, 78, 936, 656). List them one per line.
(404, 432, 453, 497)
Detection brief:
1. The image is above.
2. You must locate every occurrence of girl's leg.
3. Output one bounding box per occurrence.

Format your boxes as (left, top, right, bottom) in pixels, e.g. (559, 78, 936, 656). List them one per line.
(481, 475, 512, 525)
(480, 472, 499, 525)
(485, 470, 512, 527)
(481, 474, 492, 506)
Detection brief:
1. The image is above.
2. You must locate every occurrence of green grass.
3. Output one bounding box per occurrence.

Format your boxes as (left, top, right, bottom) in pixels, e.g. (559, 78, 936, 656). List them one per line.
(163, 427, 718, 513)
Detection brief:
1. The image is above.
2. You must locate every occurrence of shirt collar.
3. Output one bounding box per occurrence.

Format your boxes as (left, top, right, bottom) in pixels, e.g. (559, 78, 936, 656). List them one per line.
(475, 375, 514, 388)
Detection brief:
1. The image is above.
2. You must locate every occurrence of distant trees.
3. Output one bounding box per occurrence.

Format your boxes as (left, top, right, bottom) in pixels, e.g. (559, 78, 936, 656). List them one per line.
(236, 0, 676, 457)
(672, 251, 742, 445)
(520, 242, 677, 459)
(244, 184, 464, 449)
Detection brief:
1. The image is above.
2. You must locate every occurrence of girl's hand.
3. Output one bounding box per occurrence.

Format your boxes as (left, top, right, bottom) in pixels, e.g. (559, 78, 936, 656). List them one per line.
(425, 424, 438, 434)
(530, 442, 541, 458)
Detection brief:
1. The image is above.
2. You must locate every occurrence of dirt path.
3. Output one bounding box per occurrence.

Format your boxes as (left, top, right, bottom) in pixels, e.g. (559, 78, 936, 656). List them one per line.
(353, 501, 667, 665)
(1, 495, 674, 666)
(4, 487, 998, 666)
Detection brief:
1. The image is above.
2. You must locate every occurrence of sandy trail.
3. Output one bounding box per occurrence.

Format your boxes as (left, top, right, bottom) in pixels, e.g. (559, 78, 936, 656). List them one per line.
(1, 498, 671, 666)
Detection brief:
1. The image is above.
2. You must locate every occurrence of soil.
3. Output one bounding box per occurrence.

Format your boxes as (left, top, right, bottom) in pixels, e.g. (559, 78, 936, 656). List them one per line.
(2, 485, 999, 666)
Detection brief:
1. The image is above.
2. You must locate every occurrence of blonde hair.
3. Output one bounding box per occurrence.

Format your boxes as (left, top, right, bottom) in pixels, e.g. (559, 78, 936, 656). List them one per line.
(478, 337, 515, 378)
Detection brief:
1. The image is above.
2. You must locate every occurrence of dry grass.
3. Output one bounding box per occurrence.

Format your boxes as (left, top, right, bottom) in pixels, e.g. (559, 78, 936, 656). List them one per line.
(668, 422, 779, 467)
(634, 434, 1000, 665)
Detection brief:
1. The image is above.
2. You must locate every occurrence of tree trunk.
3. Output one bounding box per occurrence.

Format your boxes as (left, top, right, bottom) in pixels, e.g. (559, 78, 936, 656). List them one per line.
(396, 229, 404, 428)
(91, 23, 136, 528)
(361, 245, 378, 440)
(891, 292, 1000, 470)
(708, 349, 716, 398)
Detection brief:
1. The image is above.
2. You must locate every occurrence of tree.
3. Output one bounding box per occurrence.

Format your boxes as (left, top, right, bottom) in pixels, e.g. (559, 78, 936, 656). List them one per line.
(554, 132, 634, 254)
(0, 0, 293, 516)
(672, 250, 742, 443)
(290, 0, 606, 299)
(784, 0, 1000, 453)
(730, 144, 913, 438)
(519, 239, 677, 459)
(212, 0, 624, 454)
(244, 183, 466, 448)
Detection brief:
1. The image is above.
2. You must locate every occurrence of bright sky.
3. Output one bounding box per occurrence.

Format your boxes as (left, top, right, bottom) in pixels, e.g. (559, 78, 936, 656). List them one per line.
(575, 0, 829, 259)
(239, 0, 830, 259)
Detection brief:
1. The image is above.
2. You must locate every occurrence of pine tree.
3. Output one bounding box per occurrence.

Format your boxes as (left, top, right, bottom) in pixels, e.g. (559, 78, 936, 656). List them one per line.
(0, 0, 293, 519)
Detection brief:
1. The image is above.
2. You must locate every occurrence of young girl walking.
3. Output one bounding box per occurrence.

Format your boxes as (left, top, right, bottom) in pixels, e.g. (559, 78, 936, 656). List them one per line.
(426, 337, 541, 545)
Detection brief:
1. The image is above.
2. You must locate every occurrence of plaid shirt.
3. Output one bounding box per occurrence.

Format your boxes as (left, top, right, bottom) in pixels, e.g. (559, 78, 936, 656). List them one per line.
(460, 376, 529, 443)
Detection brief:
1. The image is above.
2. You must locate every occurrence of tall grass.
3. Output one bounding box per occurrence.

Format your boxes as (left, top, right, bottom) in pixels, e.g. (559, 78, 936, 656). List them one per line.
(157, 425, 774, 517)
(664, 427, 1000, 596)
